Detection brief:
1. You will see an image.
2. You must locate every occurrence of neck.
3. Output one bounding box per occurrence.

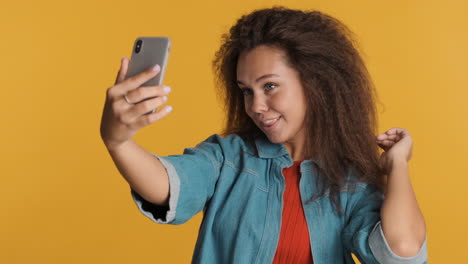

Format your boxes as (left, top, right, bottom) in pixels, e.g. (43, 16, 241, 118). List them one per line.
(282, 128, 308, 162)
(283, 141, 305, 161)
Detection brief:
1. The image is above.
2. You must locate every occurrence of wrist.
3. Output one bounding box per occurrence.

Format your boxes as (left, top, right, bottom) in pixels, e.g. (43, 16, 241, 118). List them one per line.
(105, 140, 132, 152)
(386, 156, 409, 175)
(390, 156, 408, 166)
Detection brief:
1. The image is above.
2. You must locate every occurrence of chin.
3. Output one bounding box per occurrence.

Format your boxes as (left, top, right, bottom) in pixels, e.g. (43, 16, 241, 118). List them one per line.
(264, 133, 286, 144)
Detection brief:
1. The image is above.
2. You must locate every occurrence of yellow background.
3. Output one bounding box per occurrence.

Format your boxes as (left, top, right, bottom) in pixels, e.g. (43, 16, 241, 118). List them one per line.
(1, 0, 466, 263)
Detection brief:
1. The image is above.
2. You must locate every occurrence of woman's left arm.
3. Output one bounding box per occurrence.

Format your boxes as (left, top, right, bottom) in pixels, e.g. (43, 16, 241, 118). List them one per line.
(376, 127, 427, 257)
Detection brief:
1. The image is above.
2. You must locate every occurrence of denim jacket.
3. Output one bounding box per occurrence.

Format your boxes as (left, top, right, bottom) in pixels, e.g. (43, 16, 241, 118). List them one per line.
(130, 134, 428, 263)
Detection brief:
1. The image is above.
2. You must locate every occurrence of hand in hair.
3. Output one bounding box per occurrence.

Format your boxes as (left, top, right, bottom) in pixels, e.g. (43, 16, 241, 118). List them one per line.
(376, 127, 413, 173)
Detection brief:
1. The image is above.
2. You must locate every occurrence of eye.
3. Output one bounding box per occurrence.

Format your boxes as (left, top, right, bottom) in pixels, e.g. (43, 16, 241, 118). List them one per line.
(240, 88, 253, 96)
(239, 82, 277, 96)
(264, 82, 277, 91)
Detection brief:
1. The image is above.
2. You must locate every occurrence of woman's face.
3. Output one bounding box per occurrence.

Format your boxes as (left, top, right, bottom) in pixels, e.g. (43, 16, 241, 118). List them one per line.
(236, 45, 307, 153)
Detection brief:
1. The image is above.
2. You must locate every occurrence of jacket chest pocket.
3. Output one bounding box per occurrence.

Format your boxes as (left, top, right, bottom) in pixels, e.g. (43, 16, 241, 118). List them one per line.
(211, 173, 269, 256)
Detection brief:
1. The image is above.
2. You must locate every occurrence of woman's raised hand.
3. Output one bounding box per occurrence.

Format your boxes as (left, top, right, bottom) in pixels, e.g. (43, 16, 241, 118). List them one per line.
(100, 57, 173, 150)
(376, 127, 413, 174)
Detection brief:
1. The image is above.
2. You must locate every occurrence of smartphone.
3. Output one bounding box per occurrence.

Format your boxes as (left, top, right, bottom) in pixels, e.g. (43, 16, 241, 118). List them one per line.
(126, 37, 171, 114)
(127, 37, 171, 86)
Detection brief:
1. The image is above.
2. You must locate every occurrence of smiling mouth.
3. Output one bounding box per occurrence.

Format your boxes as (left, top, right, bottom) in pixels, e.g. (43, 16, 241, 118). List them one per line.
(260, 116, 281, 128)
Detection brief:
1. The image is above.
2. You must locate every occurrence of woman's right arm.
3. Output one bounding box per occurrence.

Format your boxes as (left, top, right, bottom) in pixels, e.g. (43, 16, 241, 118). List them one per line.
(106, 140, 169, 206)
(100, 57, 173, 206)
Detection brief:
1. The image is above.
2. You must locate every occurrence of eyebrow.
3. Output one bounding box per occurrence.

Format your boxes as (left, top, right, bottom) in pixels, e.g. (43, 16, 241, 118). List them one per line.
(236, 74, 280, 86)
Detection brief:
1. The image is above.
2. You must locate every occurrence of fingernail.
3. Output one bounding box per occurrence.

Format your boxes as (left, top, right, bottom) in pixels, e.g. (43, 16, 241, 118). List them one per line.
(166, 106, 173, 112)
(152, 64, 160, 71)
(164, 86, 171, 93)
(162, 96, 167, 101)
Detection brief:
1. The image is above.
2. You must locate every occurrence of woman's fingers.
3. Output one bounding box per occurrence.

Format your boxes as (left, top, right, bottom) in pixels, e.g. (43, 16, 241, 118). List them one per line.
(377, 139, 394, 151)
(113, 63, 161, 95)
(134, 105, 173, 128)
(376, 133, 400, 142)
(377, 127, 407, 140)
(115, 57, 129, 85)
(378, 139, 395, 145)
(385, 127, 409, 139)
(376, 127, 411, 153)
(101, 58, 171, 149)
(124, 84, 171, 105)
(385, 127, 401, 135)
(122, 95, 170, 123)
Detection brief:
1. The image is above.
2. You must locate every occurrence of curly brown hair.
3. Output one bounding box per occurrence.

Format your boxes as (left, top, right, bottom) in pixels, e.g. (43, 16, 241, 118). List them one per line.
(212, 6, 386, 215)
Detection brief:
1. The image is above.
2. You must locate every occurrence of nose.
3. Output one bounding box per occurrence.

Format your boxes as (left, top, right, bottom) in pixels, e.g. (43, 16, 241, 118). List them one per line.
(249, 94, 268, 114)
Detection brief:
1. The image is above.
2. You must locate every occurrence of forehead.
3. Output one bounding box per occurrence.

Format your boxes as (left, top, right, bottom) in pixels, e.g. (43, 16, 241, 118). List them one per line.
(236, 45, 289, 78)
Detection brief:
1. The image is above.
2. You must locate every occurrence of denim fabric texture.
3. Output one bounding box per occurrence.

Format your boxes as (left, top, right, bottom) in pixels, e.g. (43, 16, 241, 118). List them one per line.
(130, 134, 428, 264)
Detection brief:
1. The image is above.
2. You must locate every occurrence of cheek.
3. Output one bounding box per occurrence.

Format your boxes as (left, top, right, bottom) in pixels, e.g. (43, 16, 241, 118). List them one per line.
(244, 100, 255, 118)
(275, 92, 306, 119)
(271, 94, 290, 114)
(243, 99, 250, 113)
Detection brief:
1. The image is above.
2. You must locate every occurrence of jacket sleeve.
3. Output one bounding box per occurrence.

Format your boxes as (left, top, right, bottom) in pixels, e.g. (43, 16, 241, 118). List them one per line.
(130, 134, 224, 225)
(341, 183, 428, 264)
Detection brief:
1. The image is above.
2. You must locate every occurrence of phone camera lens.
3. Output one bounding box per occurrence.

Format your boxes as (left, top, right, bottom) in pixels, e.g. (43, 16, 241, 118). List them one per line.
(135, 39, 143, 53)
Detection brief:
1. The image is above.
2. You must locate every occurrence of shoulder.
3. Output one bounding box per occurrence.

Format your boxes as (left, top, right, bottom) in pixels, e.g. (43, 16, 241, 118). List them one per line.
(197, 133, 256, 157)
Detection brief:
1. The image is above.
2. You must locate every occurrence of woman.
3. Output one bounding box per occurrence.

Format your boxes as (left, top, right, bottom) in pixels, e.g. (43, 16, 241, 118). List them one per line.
(100, 6, 428, 264)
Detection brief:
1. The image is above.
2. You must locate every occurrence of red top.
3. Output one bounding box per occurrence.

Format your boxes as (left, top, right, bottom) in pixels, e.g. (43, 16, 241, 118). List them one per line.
(272, 160, 314, 264)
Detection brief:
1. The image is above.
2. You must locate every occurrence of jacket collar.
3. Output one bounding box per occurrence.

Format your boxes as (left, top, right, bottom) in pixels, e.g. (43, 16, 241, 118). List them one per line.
(252, 134, 318, 169)
(254, 135, 290, 159)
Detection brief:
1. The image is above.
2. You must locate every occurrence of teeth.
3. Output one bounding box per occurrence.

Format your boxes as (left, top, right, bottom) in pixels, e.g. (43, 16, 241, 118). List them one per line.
(262, 117, 279, 125)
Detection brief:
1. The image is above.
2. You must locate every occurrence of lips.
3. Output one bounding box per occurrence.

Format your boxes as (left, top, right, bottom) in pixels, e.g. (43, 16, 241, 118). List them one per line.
(260, 116, 281, 128)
